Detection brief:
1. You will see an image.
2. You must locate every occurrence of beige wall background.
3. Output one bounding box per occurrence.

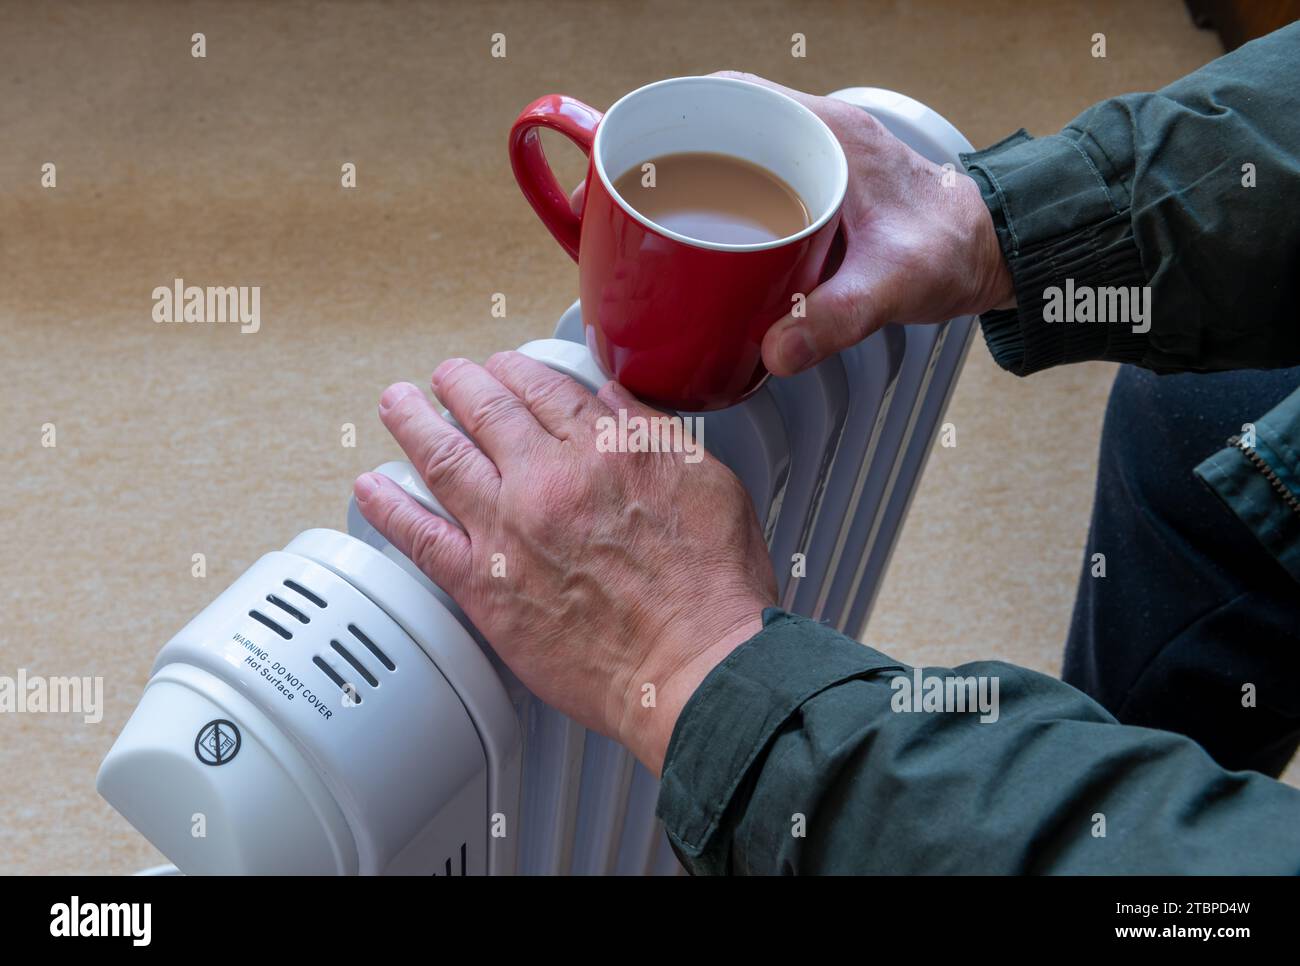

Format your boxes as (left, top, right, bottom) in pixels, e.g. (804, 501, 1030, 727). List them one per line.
(2, 0, 1285, 875)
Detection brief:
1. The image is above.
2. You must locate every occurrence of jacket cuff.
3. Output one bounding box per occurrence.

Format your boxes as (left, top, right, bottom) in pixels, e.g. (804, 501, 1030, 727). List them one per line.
(1195, 424, 1300, 584)
(655, 608, 903, 875)
(962, 130, 1150, 376)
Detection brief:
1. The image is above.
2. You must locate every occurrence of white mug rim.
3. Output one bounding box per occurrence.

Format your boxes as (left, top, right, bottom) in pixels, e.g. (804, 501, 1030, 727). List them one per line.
(591, 75, 849, 254)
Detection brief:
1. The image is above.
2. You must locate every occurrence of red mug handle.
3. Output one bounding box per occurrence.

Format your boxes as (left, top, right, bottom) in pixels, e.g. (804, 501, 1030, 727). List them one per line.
(509, 95, 604, 262)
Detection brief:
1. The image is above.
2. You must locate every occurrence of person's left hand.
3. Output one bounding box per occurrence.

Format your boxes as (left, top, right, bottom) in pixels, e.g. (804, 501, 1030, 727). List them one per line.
(353, 353, 776, 775)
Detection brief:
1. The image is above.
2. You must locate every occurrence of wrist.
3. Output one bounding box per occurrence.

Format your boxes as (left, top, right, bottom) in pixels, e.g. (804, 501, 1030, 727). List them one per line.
(963, 175, 1016, 312)
(613, 601, 767, 776)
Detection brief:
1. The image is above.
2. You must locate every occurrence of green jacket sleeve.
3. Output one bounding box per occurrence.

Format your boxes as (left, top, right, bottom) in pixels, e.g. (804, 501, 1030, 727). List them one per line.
(961, 23, 1300, 376)
(656, 609, 1300, 874)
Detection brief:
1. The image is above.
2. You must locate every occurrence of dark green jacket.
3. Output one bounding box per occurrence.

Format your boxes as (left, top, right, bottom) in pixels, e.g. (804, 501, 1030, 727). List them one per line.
(656, 23, 1300, 874)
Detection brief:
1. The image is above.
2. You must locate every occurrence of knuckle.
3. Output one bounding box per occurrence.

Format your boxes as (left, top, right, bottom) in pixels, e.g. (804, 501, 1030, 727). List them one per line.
(595, 381, 621, 409)
(716, 464, 750, 505)
(819, 98, 861, 131)
(527, 376, 586, 421)
(521, 371, 561, 407)
(596, 380, 633, 415)
(469, 391, 519, 432)
(854, 105, 886, 137)
(407, 514, 449, 576)
(826, 102, 887, 149)
(421, 434, 476, 488)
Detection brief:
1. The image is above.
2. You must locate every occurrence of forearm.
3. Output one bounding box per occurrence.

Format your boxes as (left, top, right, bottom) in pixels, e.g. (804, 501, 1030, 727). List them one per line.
(962, 22, 1300, 376)
(657, 610, 1300, 874)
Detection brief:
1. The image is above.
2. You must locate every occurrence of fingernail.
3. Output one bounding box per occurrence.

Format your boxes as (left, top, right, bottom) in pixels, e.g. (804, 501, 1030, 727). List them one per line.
(380, 382, 419, 411)
(431, 357, 468, 390)
(354, 472, 381, 500)
(777, 326, 815, 374)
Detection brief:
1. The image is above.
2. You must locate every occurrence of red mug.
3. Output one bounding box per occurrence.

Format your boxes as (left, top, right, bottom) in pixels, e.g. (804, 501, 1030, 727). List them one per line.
(509, 76, 848, 411)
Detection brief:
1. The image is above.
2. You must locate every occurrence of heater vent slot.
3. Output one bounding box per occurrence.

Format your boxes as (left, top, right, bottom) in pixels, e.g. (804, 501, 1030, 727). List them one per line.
(249, 610, 292, 640)
(348, 623, 395, 671)
(330, 640, 379, 688)
(266, 594, 310, 625)
(283, 578, 327, 609)
(312, 656, 361, 704)
(431, 843, 468, 876)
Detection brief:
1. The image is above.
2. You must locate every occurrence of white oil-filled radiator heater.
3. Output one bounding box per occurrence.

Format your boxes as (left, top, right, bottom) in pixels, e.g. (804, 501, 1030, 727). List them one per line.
(96, 88, 978, 875)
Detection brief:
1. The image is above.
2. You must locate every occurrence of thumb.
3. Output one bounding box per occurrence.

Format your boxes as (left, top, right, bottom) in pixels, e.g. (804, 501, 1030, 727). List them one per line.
(569, 180, 587, 217)
(761, 252, 896, 376)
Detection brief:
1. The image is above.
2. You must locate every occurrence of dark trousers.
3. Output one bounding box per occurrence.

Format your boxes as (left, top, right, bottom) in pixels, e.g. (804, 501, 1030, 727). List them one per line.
(1063, 365, 1300, 778)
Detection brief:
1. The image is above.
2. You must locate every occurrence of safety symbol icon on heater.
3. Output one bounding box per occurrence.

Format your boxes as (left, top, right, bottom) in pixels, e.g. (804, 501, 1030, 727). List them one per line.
(195, 719, 241, 766)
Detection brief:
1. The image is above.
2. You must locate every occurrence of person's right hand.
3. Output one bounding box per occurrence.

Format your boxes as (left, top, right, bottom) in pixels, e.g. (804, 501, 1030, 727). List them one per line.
(571, 72, 1015, 376)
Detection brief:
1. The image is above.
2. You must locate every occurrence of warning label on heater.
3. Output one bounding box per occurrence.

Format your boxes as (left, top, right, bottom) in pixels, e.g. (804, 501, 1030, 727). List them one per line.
(233, 631, 334, 721)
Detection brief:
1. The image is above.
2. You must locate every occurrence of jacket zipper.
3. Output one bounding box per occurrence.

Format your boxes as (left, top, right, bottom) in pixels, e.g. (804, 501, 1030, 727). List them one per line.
(1226, 435, 1300, 517)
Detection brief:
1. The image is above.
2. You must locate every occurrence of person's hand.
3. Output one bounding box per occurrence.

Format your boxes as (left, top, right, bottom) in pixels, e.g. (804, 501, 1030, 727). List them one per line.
(353, 356, 777, 775)
(719, 72, 1014, 375)
(572, 72, 1015, 376)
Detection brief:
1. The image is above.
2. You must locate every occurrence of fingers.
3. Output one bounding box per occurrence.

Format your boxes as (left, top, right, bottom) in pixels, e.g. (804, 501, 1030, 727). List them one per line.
(353, 471, 472, 594)
(569, 181, 586, 217)
(709, 70, 819, 110)
(431, 358, 547, 466)
(709, 70, 886, 148)
(378, 381, 500, 520)
(760, 247, 901, 376)
(484, 350, 610, 441)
